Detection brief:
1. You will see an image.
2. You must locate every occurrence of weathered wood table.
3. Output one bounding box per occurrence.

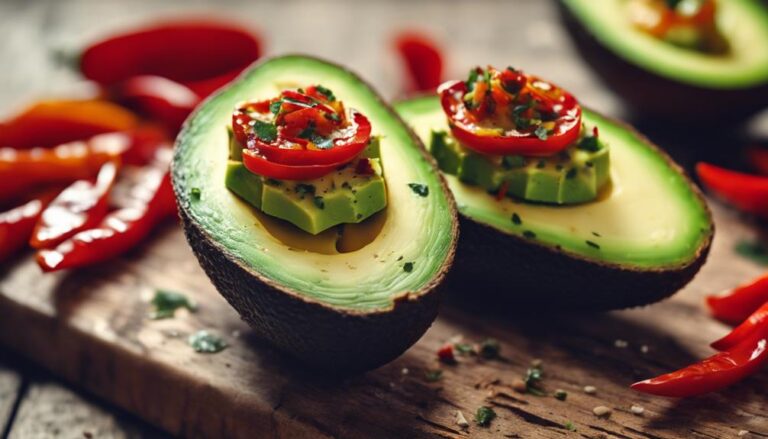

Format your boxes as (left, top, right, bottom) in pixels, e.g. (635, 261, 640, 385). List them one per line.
(1, 0, 767, 438)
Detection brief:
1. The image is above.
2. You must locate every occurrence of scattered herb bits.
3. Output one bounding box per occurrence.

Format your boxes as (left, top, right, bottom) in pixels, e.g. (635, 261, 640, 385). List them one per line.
(586, 240, 600, 249)
(150, 290, 197, 319)
(403, 262, 414, 272)
(408, 183, 429, 197)
(564, 421, 577, 432)
(313, 196, 325, 209)
(454, 342, 474, 355)
(479, 338, 500, 359)
(188, 330, 227, 353)
(523, 230, 536, 239)
(554, 389, 568, 401)
(524, 367, 546, 396)
(190, 187, 201, 200)
(511, 213, 522, 225)
(425, 369, 443, 382)
(475, 406, 496, 427)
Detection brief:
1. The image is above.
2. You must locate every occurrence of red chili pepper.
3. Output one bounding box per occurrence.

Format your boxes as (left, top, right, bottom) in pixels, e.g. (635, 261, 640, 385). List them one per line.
(30, 160, 119, 249)
(109, 75, 200, 134)
(438, 67, 582, 157)
(36, 149, 176, 272)
(711, 301, 768, 351)
(0, 100, 139, 149)
(437, 343, 455, 363)
(394, 32, 444, 93)
(707, 273, 768, 325)
(80, 20, 261, 98)
(632, 316, 768, 397)
(696, 162, 768, 219)
(0, 190, 58, 263)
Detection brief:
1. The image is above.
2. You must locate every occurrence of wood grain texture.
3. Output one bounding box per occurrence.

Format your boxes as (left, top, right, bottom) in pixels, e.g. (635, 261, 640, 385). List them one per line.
(1, 0, 767, 438)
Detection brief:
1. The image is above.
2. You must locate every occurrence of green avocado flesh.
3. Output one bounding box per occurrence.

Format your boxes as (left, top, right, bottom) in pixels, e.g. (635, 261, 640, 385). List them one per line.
(175, 56, 455, 310)
(225, 138, 387, 235)
(396, 96, 712, 269)
(561, 0, 768, 88)
(430, 130, 610, 204)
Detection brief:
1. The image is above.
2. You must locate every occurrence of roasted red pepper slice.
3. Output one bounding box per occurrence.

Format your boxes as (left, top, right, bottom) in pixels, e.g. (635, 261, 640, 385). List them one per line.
(80, 20, 260, 98)
(394, 32, 444, 93)
(631, 321, 768, 397)
(0, 100, 139, 149)
(711, 301, 768, 351)
(439, 67, 582, 156)
(109, 75, 200, 134)
(242, 151, 347, 181)
(696, 162, 768, 219)
(30, 160, 119, 249)
(707, 273, 768, 325)
(36, 150, 176, 272)
(0, 190, 58, 263)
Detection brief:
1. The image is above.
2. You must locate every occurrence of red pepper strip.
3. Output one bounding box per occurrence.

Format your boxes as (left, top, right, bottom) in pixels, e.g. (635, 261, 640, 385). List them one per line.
(711, 301, 768, 351)
(631, 323, 768, 397)
(0, 190, 58, 263)
(36, 150, 176, 272)
(109, 75, 200, 134)
(706, 273, 768, 325)
(80, 20, 260, 98)
(746, 147, 768, 176)
(30, 160, 119, 249)
(242, 150, 347, 181)
(119, 126, 172, 166)
(0, 100, 139, 149)
(394, 32, 444, 93)
(696, 162, 768, 219)
(439, 79, 582, 156)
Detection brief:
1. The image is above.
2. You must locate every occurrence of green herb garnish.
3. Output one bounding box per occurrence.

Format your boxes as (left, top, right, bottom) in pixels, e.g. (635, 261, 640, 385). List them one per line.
(454, 343, 474, 355)
(269, 100, 282, 115)
(502, 155, 526, 169)
(565, 168, 577, 179)
(524, 367, 546, 396)
(252, 119, 278, 143)
(150, 290, 197, 320)
(313, 196, 325, 209)
(475, 406, 497, 427)
(479, 338, 500, 359)
(577, 135, 600, 152)
(735, 240, 768, 266)
(534, 125, 549, 141)
(523, 230, 536, 239)
(408, 183, 429, 197)
(314, 85, 336, 101)
(554, 389, 568, 401)
(586, 240, 601, 250)
(564, 421, 577, 432)
(295, 184, 316, 198)
(425, 369, 443, 382)
(190, 187, 201, 200)
(511, 213, 522, 225)
(403, 262, 414, 272)
(188, 330, 227, 353)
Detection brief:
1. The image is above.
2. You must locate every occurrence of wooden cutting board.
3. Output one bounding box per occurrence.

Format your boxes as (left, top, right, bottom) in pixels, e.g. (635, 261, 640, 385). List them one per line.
(0, 202, 766, 439)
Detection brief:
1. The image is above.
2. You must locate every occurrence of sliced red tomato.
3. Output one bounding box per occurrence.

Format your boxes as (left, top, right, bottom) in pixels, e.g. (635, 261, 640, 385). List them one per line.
(438, 66, 582, 157)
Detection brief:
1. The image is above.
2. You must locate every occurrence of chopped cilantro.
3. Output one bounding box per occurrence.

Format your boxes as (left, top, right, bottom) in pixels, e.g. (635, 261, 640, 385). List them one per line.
(534, 125, 549, 140)
(252, 119, 277, 143)
(314, 85, 336, 101)
(313, 196, 325, 209)
(454, 343, 474, 355)
(554, 389, 568, 401)
(524, 367, 546, 396)
(150, 290, 197, 319)
(479, 338, 500, 359)
(188, 330, 227, 353)
(511, 213, 522, 225)
(297, 121, 316, 139)
(425, 369, 443, 382)
(502, 155, 526, 169)
(475, 406, 496, 427)
(269, 100, 282, 115)
(523, 230, 536, 239)
(190, 187, 201, 200)
(466, 68, 480, 91)
(536, 160, 547, 169)
(735, 240, 768, 266)
(325, 112, 341, 122)
(408, 183, 429, 197)
(586, 240, 600, 249)
(403, 262, 414, 272)
(577, 135, 600, 152)
(265, 178, 282, 187)
(564, 421, 577, 432)
(295, 184, 315, 198)
(565, 168, 578, 179)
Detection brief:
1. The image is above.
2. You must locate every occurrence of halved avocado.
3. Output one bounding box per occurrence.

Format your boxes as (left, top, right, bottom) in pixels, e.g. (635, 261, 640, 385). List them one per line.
(558, 0, 768, 121)
(173, 56, 458, 373)
(395, 95, 713, 310)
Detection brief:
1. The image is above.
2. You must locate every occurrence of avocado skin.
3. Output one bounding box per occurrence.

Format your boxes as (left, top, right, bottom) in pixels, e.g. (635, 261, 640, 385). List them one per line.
(172, 55, 458, 373)
(557, 1, 768, 123)
(445, 117, 714, 310)
(178, 208, 442, 373)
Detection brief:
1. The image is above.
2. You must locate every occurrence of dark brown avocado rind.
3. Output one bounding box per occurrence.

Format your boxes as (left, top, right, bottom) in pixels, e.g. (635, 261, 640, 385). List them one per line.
(172, 55, 458, 373)
(446, 116, 713, 311)
(557, 1, 768, 122)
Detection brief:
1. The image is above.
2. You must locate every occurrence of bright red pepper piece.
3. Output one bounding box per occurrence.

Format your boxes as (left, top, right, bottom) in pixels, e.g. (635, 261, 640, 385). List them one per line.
(0, 100, 138, 149)
(631, 323, 768, 397)
(80, 20, 260, 98)
(394, 32, 444, 93)
(0, 190, 58, 263)
(711, 301, 768, 351)
(109, 75, 200, 134)
(437, 343, 455, 363)
(30, 160, 119, 249)
(36, 149, 176, 272)
(706, 273, 768, 325)
(696, 162, 768, 219)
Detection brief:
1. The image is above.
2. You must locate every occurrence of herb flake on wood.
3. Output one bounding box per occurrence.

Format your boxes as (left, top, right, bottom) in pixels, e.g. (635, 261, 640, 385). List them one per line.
(150, 290, 197, 320)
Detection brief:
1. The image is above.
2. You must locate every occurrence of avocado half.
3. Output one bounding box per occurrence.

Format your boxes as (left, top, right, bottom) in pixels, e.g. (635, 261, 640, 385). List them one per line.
(395, 96, 713, 311)
(558, 0, 768, 121)
(173, 56, 458, 373)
